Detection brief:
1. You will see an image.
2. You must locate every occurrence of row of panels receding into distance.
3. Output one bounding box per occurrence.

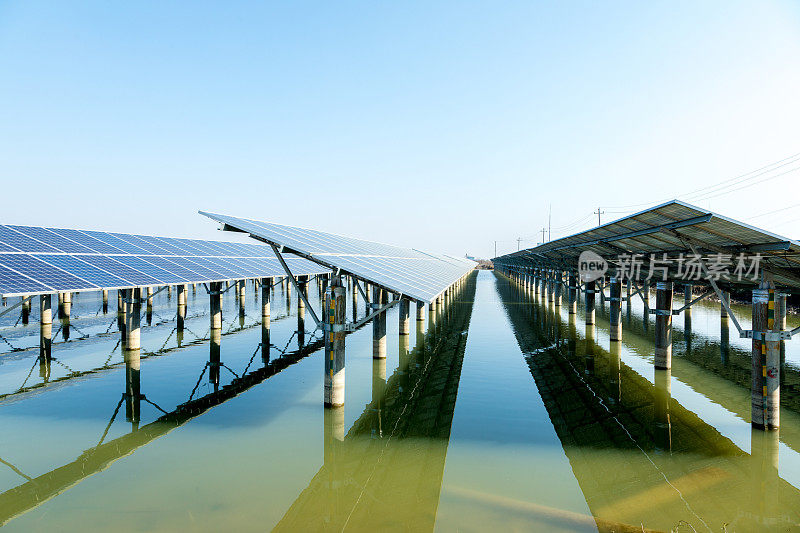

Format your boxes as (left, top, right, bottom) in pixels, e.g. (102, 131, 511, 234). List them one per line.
(0, 224, 327, 297)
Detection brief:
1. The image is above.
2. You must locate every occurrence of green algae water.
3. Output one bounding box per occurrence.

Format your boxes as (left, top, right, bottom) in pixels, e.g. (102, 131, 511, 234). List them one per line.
(0, 271, 799, 531)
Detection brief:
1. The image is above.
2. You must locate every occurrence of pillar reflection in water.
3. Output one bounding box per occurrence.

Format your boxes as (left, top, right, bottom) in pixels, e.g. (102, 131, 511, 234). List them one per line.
(209, 282, 222, 393)
(653, 368, 672, 454)
(261, 276, 271, 364)
(372, 358, 386, 438)
(323, 406, 345, 528)
(584, 324, 595, 376)
(720, 313, 730, 365)
(608, 339, 621, 406)
(750, 428, 781, 531)
(124, 288, 142, 431)
(59, 293, 71, 341)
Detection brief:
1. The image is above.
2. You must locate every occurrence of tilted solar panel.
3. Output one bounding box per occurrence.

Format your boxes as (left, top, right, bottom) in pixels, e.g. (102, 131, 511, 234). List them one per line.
(0, 223, 328, 297)
(199, 211, 474, 303)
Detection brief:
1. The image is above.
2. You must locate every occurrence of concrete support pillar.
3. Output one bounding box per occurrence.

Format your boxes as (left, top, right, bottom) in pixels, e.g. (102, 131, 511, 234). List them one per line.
(261, 277, 272, 363)
(297, 275, 308, 311)
(177, 284, 187, 333)
(324, 276, 346, 407)
(373, 287, 387, 359)
(547, 270, 555, 303)
(60, 292, 71, 319)
(399, 298, 410, 335)
(124, 307, 141, 429)
(39, 294, 52, 363)
(626, 279, 632, 303)
(584, 280, 595, 325)
(568, 272, 577, 314)
(720, 290, 729, 319)
(210, 282, 222, 332)
(429, 299, 436, 326)
(102, 289, 109, 313)
(654, 281, 673, 370)
(609, 277, 622, 342)
(684, 283, 693, 332)
(554, 271, 562, 306)
(751, 284, 780, 430)
(416, 300, 425, 327)
(238, 279, 246, 315)
(125, 288, 142, 351)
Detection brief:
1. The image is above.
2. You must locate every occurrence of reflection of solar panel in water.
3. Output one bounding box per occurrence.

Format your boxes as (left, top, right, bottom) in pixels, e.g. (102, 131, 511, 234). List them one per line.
(199, 211, 475, 303)
(0, 224, 327, 297)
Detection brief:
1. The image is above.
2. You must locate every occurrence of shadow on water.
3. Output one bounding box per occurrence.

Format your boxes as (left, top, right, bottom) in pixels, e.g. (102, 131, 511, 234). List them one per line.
(495, 272, 800, 532)
(274, 273, 478, 532)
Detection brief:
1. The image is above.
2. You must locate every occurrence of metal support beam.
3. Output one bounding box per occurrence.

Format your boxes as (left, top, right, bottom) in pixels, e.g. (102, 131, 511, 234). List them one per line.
(270, 243, 321, 327)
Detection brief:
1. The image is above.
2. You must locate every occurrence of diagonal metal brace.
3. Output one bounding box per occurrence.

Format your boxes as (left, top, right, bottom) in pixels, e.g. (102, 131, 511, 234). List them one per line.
(672, 288, 714, 315)
(270, 244, 321, 327)
(687, 242, 745, 337)
(0, 295, 34, 320)
(347, 297, 400, 331)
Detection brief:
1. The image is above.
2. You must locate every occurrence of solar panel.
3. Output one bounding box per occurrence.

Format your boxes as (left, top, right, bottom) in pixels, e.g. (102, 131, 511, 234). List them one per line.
(79, 255, 161, 286)
(37, 254, 130, 288)
(492, 199, 800, 293)
(0, 264, 51, 294)
(48, 228, 125, 254)
(0, 222, 329, 297)
(199, 211, 474, 302)
(6, 226, 95, 254)
(0, 254, 96, 291)
(0, 226, 61, 253)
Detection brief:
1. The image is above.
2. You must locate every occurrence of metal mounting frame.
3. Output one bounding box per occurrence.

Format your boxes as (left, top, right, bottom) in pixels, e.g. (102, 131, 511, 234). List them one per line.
(346, 296, 401, 332)
(270, 244, 321, 327)
(671, 288, 715, 315)
(0, 295, 34, 320)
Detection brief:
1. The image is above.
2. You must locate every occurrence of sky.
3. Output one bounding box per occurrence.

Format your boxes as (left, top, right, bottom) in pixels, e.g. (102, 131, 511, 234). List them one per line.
(1, 1, 800, 259)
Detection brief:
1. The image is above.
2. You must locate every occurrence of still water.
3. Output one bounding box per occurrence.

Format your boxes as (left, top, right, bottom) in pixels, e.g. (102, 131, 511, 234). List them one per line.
(0, 271, 799, 531)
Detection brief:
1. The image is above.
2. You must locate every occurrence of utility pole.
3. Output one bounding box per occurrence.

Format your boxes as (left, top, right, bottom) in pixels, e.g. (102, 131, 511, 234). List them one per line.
(594, 207, 605, 226)
(494, 240, 497, 258)
(517, 237, 522, 251)
(540, 228, 546, 243)
(548, 204, 552, 241)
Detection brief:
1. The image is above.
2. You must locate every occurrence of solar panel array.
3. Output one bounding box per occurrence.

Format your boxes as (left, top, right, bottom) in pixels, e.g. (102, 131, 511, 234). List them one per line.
(0, 224, 328, 298)
(492, 199, 800, 291)
(199, 211, 475, 303)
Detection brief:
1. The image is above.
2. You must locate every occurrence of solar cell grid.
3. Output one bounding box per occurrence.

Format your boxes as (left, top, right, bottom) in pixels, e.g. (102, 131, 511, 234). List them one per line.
(7, 226, 95, 254)
(0, 226, 61, 253)
(49, 228, 125, 254)
(113, 234, 165, 255)
(200, 211, 474, 302)
(79, 255, 159, 286)
(139, 256, 209, 282)
(83, 231, 149, 255)
(0, 264, 51, 295)
(37, 254, 130, 288)
(0, 254, 96, 291)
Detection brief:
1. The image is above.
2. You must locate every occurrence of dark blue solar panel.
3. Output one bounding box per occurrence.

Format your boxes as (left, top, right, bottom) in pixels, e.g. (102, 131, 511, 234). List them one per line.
(0, 226, 61, 253)
(79, 255, 159, 285)
(82, 231, 150, 254)
(6, 226, 95, 254)
(48, 228, 125, 254)
(111, 234, 165, 255)
(138, 256, 207, 282)
(120, 256, 186, 283)
(205, 257, 260, 277)
(170, 239, 207, 256)
(178, 257, 230, 279)
(0, 254, 96, 291)
(140, 236, 185, 255)
(37, 255, 131, 288)
(0, 241, 19, 252)
(196, 241, 229, 256)
(188, 256, 240, 277)
(0, 264, 51, 294)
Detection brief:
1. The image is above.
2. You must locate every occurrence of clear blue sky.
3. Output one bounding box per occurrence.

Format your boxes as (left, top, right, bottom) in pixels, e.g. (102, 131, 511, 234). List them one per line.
(2, 1, 799, 258)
